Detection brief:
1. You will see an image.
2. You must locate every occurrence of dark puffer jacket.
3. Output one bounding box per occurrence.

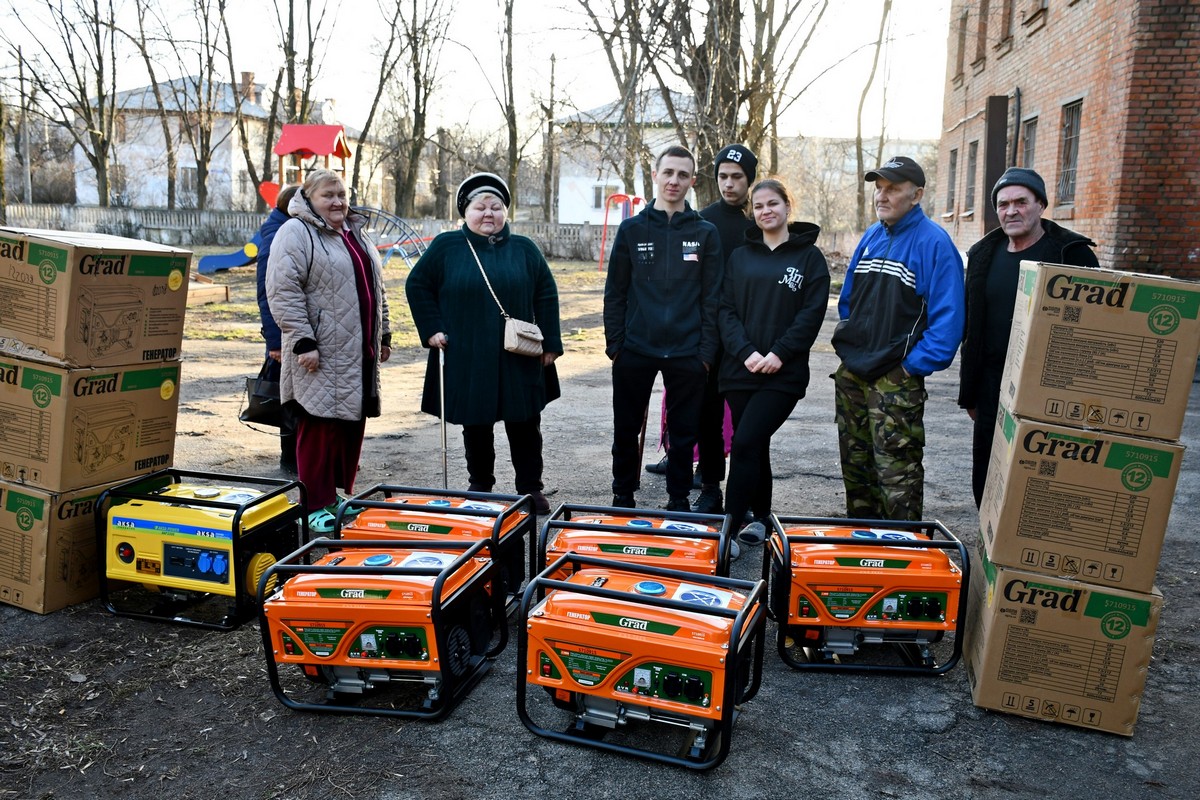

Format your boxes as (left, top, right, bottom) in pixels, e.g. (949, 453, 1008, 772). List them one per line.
(956, 219, 1098, 410)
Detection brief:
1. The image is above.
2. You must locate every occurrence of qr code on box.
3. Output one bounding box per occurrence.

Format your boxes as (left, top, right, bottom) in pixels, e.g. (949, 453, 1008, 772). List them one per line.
(1038, 460, 1057, 477)
(1020, 609, 1038, 626)
(1064, 305, 1081, 323)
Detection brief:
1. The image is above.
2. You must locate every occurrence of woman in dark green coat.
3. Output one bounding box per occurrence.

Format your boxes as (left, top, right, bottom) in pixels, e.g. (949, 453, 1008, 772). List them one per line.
(405, 173, 562, 513)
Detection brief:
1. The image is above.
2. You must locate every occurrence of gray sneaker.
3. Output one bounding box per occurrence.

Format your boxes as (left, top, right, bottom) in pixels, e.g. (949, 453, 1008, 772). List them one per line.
(728, 538, 741, 562)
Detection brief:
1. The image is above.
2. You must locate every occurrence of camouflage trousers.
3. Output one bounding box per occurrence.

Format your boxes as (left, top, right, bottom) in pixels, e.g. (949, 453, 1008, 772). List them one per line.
(832, 362, 927, 521)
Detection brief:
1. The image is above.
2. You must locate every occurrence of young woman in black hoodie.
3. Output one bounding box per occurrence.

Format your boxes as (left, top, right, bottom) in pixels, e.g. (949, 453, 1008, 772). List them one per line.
(718, 179, 831, 545)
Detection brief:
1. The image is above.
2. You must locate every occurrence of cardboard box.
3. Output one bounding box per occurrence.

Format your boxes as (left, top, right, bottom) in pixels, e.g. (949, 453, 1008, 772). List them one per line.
(0, 227, 191, 368)
(0, 478, 124, 613)
(965, 542, 1161, 736)
(1001, 261, 1200, 441)
(0, 356, 178, 492)
(980, 408, 1183, 593)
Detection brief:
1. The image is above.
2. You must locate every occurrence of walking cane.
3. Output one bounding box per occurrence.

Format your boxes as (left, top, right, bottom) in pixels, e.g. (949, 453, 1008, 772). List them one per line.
(439, 349, 448, 490)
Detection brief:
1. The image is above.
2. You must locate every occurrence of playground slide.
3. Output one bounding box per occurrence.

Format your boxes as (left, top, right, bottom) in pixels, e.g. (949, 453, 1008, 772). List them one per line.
(197, 232, 263, 274)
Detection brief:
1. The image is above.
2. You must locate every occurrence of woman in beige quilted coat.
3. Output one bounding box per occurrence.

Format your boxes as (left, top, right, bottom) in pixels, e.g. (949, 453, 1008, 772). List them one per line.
(267, 169, 391, 531)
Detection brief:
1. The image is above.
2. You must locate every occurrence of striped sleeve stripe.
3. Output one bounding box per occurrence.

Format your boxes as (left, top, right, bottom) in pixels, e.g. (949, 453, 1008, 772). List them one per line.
(852, 257, 917, 290)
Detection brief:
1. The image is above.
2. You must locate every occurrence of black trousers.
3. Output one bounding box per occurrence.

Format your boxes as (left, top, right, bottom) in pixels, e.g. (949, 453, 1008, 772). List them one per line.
(971, 365, 1003, 508)
(724, 388, 799, 525)
(696, 360, 728, 484)
(462, 416, 544, 495)
(612, 351, 707, 500)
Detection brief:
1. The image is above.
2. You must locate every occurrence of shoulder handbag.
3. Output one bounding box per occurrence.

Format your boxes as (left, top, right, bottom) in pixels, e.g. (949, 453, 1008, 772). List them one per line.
(464, 232, 544, 357)
(239, 357, 284, 429)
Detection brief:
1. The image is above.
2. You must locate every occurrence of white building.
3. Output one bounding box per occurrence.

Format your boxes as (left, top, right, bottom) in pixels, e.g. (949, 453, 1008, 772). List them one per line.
(75, 74, 385, 211)
(555, 90, 698, 225)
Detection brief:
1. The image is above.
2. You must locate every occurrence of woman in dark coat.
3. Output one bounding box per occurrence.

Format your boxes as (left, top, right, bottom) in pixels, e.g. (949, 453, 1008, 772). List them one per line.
(718, 179, 830, 546)
(405, 173, 562, 513)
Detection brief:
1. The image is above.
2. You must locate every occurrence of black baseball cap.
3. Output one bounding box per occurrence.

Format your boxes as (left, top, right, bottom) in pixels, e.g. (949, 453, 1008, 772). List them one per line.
(864, 156, 926, 187)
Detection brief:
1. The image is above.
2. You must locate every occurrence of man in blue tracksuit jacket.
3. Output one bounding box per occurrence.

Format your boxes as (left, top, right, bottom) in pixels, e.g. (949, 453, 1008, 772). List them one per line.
(831, 156, 964, 520)
(604, 145, 723, 511)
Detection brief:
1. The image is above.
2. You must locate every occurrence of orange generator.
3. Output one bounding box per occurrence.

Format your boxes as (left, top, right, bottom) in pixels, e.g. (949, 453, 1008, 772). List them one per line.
(336, 485, 534, 613)
(766, 516, 969, 674)
(518, 553, 766, 769)
(258, 536, 506, 719)
(538, 503, 734, 582)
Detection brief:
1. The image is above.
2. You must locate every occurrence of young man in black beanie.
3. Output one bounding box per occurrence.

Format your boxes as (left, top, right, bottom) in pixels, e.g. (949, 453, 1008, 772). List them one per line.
(685, 144, 759, 513)
(958, 166, 1099, 506)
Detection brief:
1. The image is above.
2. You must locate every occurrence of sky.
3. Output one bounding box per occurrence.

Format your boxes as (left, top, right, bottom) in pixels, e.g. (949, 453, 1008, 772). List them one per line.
(225, 0, 952, 143)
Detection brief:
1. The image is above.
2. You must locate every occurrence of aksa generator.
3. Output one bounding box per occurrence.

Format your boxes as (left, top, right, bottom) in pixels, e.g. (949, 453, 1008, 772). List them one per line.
(518, 553, 766, 769)
(258, 536, 506, 719)
(337, 485, 534, 613)
(96, 469, 308, 630)
(765, 516, 969, 674)
(538, 503, 733, 583)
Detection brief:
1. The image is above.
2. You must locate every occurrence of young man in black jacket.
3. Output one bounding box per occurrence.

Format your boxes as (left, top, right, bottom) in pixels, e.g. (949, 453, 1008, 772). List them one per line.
(957, 167, 1099, 505)
(604, 145, 723, 511)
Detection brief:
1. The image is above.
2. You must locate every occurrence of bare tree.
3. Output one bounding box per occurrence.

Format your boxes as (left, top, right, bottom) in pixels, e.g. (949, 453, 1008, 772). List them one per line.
(347, 0, 408, 205)
(541, 54, 556, 222)
(3, 0, 120, 206)
(274, 0, 335, 125)
(855, 0, 891, 230)
(394, 0, 450, 217)
(500, 0, 518, 208)
(118, 0, 180, 208)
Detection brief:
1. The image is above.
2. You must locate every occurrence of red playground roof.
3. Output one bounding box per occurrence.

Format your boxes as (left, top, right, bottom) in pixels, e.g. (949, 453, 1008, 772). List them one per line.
(273, 124, 353, 159)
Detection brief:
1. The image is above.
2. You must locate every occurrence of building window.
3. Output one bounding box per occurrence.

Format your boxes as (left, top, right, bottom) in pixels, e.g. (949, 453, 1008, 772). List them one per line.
(955, 12, 968, 77)
(179, 166, 198, 208)
(1021, 117, 1038, 168)
(1057, 100, 1082, 204)
(109, 163, 127, 204)
(946, 148, 958, 210)
(1000, 0, 1016, 40)
(974, 0, 989, 63)
(238, 171, 253, 198)
(593, 184, 620, 210)
(965, 141, 978, 213)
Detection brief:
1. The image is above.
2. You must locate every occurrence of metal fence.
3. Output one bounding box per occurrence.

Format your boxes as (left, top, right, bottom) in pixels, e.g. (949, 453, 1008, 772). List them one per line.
(1, 203, 858, 263)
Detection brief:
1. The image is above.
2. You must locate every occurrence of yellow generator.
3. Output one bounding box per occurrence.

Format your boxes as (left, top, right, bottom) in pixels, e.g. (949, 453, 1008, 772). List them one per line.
(338, 485, 534, 613)
(259, 536, 505, 719)
(765, 516, 969, 674)
(518, 553, 766, 769)
(538, 503, 733, 581)
(97, 469, 307, 630)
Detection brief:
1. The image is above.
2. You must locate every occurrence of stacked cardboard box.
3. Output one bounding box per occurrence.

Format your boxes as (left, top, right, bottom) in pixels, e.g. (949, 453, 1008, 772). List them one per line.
(0, 228, 190, 613)
(966, 261, 1200, 735)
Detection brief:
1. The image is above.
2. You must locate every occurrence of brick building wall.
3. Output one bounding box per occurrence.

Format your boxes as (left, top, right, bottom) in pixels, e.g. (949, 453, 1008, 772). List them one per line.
(936, 0, 1199, 279)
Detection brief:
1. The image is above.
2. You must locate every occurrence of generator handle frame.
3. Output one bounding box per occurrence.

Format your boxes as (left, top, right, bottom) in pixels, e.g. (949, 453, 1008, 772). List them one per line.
(536, 503, 734, 580)
(516, 553, 767, 770)
(257, 536, 507, 719)
(764, 515, 970, 676)
(95, 468, 309, 630)
(340, 483, 537, 592)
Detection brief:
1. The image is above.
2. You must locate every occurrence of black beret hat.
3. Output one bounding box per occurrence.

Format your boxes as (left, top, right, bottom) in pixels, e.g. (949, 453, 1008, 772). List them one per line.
(456, 172, 511, 217)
